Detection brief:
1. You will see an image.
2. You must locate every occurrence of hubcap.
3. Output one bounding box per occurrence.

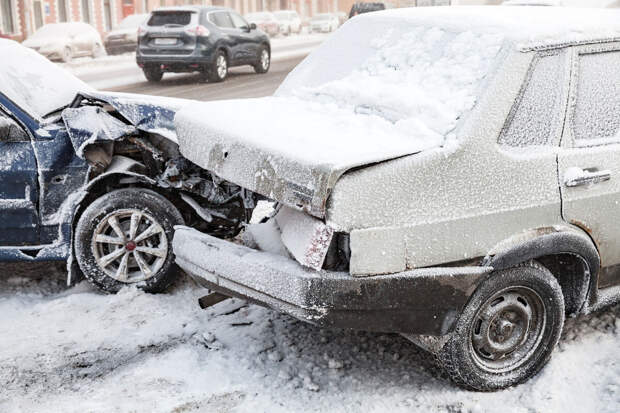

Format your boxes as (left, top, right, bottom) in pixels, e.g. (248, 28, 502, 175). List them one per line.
(470, 286, 546, 372)
(92, 209, 168, 283)
(217, 55, 227, 78)
(261, 50, 270, 70)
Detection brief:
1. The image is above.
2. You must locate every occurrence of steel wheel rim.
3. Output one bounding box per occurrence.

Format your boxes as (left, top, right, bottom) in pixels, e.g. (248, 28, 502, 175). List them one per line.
(217, 55, 227, 78)
(261, 50, 270, 70)
(92, 209, 168, 283)
(470, 286, 546, 372)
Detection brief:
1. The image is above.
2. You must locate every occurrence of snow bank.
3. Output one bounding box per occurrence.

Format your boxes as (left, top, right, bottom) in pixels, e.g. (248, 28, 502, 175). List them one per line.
(1, 270, 618, 413)
(0, 39, 92, 118)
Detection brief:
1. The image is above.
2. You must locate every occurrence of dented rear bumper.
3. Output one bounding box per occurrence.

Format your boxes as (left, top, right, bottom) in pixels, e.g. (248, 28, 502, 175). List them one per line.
(173, 227, 492, 335)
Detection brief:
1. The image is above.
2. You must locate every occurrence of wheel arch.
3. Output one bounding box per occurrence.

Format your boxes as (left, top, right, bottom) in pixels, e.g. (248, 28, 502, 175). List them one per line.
(482, 226, 600, 316)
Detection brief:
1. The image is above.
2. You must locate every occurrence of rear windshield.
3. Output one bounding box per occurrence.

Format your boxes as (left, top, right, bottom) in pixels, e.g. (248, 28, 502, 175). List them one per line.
(148, 11, 193, 27)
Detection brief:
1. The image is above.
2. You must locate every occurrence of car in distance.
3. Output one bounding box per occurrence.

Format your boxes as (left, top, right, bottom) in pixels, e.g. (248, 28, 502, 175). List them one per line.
(104, 13, 149, 55)
(172, 7, 620, 391)
(348, 2, 385, 18)
(309, 13, 339, 33)
(0, 39, 258, 294)
(273, 10, 302, 35)
(22, 22, 105, 62)
(137, 6, 271, 82)
(244, 12, 280, 38)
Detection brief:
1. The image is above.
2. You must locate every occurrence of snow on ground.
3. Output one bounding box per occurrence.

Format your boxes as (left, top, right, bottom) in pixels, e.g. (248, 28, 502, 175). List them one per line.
(1, 262, 618, 413)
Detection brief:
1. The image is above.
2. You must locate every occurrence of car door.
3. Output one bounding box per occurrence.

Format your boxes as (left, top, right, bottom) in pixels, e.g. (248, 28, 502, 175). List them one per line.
(558, 43, 620, 288)
(0, 111, 39, 246)
(229, 12, 258, 62)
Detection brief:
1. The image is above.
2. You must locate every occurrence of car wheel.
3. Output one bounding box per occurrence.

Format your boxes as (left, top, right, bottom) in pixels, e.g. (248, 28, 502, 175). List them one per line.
(92, 42, 105, 58)
(254, 46, 270, 74)
(209, 51, 228, 82)
(143, 66, 163, 82)
(74, 188, 184, 294)
(437, 261, 564, 391)
(61, 46, 73, 63)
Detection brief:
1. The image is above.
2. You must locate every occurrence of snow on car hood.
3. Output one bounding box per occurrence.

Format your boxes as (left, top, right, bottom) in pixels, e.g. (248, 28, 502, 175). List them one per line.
(175, 14, 505, 218)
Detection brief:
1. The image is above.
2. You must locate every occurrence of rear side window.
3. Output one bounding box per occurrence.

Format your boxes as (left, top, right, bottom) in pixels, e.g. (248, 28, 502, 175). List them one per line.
(209, 11, 234, 28)
(229, 12, 248, 29)
(498, 52, 566, 147)
(148, 11, 193, 26)
(572, 51, 620, 146)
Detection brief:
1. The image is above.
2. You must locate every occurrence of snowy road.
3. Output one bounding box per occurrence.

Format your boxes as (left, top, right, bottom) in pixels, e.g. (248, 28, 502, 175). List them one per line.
(1, 264, 618, 413)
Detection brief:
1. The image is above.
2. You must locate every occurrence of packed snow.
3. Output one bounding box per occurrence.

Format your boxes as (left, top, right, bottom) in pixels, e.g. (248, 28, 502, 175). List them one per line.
(0, 39, 92, 118)
(0, 266, 618, 413)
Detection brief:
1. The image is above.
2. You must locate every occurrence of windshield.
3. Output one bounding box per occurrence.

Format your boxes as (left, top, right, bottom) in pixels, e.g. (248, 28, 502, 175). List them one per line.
(29, 23, 72, 39)
(277, 16, 505, 143)
(0, 40, 92, 119)
(118, 14, 148, 29)
(311, 14, 332, 21)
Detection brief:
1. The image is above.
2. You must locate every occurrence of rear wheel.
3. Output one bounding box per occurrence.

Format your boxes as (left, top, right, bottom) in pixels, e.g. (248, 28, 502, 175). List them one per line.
(75, 188, 184, 294)
(143, 66, 163, 82)
(437, 262, 564, 391)
(61, 46, 73, 63)
(254, 46, 270, 74)
(208, 51, 228, 82)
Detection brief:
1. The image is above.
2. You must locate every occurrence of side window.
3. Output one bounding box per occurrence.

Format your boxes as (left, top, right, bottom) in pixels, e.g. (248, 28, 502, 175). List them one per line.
(229, 12, 248, 29)
(498, 52, 566, 147)
(0, 113, 29, 142)
(209, 11, 234, 29)
(572, 50, 620, 146)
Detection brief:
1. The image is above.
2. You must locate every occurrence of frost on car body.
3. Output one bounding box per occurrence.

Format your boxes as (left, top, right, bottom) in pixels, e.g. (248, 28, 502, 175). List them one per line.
(0, 39, 258, 292)
(173, 6, 620, 390)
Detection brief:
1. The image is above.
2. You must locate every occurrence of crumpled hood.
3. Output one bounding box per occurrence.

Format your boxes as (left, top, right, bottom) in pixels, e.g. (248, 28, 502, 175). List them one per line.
(175, 97, 439, 218)
(62, 91, 194, 157)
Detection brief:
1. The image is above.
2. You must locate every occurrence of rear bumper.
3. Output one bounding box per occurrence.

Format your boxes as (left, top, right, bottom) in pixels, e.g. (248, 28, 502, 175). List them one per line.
(173, 227, 491, 335)
(136, 48, 216, 69)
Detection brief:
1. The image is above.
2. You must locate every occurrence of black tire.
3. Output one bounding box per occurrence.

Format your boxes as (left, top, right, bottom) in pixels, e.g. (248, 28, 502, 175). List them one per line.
(143, 66, 163, 82)
(208, 50, 228, 82)
(254, 46, 270, 74)
(437, 261, 564, 391)
(74, 188, 184, 294)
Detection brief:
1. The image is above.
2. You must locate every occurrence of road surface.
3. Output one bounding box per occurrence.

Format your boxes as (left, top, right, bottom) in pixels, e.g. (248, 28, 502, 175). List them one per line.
(106, 55, 305, 101)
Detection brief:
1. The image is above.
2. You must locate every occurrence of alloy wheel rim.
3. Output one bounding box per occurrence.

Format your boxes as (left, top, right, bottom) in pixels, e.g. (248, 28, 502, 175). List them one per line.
(261, 50, 270, 70)
(470, 286, 546, 372)
(92, 209, 168, 283)
(217, 55, 227, 78)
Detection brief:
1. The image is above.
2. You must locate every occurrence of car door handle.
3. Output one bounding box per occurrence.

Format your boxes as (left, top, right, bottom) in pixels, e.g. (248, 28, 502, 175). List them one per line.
(564, 167, 611, 187)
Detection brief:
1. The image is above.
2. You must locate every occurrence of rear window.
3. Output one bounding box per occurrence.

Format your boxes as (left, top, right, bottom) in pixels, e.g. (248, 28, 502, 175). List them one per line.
(148, 11, 193, 26)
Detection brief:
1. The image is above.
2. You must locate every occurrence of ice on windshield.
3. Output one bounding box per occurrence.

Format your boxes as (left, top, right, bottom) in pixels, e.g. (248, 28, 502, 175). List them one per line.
(0, 40, 92, 119)
(276, 16, 505, 145)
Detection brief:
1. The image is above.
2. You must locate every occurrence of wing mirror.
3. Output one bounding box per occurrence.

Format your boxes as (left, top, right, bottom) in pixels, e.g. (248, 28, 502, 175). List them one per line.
(0, 117, 29, 142)
(250, 23, 257, 30)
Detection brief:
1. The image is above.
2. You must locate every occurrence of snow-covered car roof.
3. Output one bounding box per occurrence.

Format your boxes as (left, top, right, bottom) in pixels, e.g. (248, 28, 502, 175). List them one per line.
(0, 39, 92, 119)
(349, 6, 620, 51)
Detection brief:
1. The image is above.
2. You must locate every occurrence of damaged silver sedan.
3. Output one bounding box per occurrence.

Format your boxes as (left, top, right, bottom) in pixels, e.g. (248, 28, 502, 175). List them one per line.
(0, 39, 258, 293)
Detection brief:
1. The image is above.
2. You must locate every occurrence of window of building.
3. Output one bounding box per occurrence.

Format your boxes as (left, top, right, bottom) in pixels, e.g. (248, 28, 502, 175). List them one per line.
(572, 51, 620, 146)
(82, 0, 91, 23)
(58, 0, 68, 22)
(1, 0, 15, 34)
(498, 52, 566, 147)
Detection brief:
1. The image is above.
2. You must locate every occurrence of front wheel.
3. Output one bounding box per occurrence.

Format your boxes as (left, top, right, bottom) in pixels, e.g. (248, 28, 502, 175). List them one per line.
(437, 262, 564, 391)
(74, 188, 184, 294)
(254, 47, 270, 74)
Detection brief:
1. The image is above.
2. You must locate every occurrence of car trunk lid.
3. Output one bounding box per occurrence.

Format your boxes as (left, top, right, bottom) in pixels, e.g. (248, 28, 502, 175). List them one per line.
(175, 97, 440, 218)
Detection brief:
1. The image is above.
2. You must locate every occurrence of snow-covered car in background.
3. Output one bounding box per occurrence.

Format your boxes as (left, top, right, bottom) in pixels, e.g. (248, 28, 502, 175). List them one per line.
(309, 13, 339, 33)
(172, 7, 620, 391)
(244, 12, 280, 37)
(22, 22, 105, 62)
(273, 10, 302, 35)
(104, 13, 148, 55)
(0, 39, 258, 294)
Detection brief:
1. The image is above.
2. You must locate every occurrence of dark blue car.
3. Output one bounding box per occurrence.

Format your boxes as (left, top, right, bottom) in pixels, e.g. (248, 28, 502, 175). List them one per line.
(0, 39, 256, 293)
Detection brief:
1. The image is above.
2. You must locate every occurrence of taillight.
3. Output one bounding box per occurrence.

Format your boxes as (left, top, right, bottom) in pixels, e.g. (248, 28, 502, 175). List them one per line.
(185, 25, 210, 37)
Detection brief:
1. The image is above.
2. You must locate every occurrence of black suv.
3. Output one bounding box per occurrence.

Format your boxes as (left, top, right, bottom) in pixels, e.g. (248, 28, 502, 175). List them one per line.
(137, 6, 271, 82)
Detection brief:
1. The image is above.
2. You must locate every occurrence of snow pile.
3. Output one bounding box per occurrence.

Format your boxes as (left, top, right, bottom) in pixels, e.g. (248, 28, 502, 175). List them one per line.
(0, 39, 92, 118)
(1, 268, 619, 413)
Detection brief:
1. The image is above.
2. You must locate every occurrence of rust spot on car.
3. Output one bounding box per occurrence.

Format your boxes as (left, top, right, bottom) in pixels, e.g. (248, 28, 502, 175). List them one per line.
(570, 220, 601, 253)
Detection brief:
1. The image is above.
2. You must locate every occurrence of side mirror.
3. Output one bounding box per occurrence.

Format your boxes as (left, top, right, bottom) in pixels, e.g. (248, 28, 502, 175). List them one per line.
(0, 117, 29, 142)
(250, 23, 257, 30)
